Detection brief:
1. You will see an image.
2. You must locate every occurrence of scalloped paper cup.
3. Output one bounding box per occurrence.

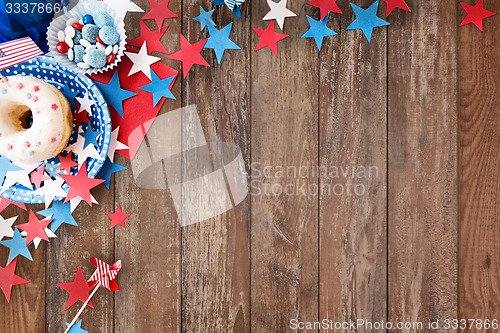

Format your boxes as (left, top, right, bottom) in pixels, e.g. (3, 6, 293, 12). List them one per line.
(47, 0, 126, 75)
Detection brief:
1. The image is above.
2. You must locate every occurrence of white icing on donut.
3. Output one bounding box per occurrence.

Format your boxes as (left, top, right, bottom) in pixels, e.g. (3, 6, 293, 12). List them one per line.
(0, 75, 67, 164)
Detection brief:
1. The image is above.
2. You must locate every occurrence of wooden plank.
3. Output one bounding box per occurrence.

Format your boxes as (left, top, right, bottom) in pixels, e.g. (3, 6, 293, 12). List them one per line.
(180, 1, 251, 332)
(388, 1, 458, 329)
(318, 0, 387, 330)
(250, 1, 319, 331)
(459, 1, 500, 324)
(1, 206, 45, 332)
(113, 0, 183, 330)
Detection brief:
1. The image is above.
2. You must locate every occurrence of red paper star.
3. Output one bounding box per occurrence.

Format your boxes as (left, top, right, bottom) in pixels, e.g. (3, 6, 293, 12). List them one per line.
(307, 0, 342, 20)
(0, 258, 29, 303)
(142, 0, 178, 30)
(382, 0, 410, 17)
(0, 197, 26, 213)
(73, 109, 90, 128)
(460, 0, 496, 31)
(167, 34, 209, 78)
(57, 152, 78, 174)
(30, 166, 50, 188)
(17, 210, 52, 246)
(106, 205, 131, 229)
(60, 162, 105, 206)
(57, 266, 94, 310)
(252, 21, 289, 57)
(128, 20, 170, 54)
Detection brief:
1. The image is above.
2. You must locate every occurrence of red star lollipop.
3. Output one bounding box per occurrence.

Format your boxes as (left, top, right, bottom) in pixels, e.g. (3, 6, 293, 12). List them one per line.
(128, 20, 170, 54)
(307, 0, 342, 20)
(57, 266, 95, 310)
(106, 205, 131, 229)
(460, 0, 496, 31)
(60, 162, 105, 206)
(17, 210, 52, 246)
(381, 0, 410, 17)
(167, 34, 209, 78)
(142, 0, 178, 30)
(252, 21, 289, 57)
(0, 258, 29, 302)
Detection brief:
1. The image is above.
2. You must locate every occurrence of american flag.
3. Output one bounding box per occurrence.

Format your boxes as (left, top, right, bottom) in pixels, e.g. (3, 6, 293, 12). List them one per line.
(0, 37, 43, 70)
(87, 258, 122, 291)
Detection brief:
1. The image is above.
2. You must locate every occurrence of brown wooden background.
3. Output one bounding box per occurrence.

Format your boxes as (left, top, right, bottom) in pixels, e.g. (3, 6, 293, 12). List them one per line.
(1, 0, 500, 332)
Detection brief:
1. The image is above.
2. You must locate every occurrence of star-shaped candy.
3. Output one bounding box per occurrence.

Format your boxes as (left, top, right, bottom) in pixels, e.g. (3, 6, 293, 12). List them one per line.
(459, 0, 497, 31)
(301, 14, 337, 51)
(142, 0, 178, 30)
(307, 0, 342, 20)
(205, 23, 241, 64)
(262, 0, 296, 30)
(33, 178, 68, 208)
(0, 258, 29, 302)
(17, 210, 52, 246)
(139, 72, 176, 106)
(0, 156, 22, 185)
(128, 20, 170, 54)
(125, 42, 161, 80)
(57, 152, 78, 174)
(96, 157, 128, 189)
(0, 197, 26, 213)
(20, 224, 56, 249)
(107, 127, 129, 162)
(75, 91, 96, 116)
(38, 200, 78, 232)
(65, 320, 89, 333)
(193, 6, 216, 31)
(345, 0, 390, 43)
(60, 162, 105, 206)
(30, 166, 50, 188)
(60, 83, 79, 110)
(167, 34, 209, 78)
(0, 227, 32, 264)
(106, 205, 131, 229)
(79, 126, 102, 149)
(252, 21, 289, 57)
(58, 266, 94, 310)
(94, 70, 137, 118)
(381, 0, 410, 17)
(0, 214, 16, 241)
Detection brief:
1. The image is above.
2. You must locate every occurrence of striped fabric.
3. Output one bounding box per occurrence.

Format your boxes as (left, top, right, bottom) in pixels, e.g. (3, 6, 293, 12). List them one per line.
(0, 37, 43, 70)
(224, 0, 245, 11)
(87, 258, 122, 291)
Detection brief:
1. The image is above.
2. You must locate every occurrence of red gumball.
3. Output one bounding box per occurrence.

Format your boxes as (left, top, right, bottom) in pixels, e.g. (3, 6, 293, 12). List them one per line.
(96, 36, 105, 45)
(107, 54, 115, 64)
(56, 41, 69, 53)
(73, 23, 83, 30)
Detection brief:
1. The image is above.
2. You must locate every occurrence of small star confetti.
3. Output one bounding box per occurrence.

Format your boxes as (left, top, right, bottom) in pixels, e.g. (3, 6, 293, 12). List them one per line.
(252, 21, 289, 57)
(106, 204, 131, 229)
(167, 34, 209, 78)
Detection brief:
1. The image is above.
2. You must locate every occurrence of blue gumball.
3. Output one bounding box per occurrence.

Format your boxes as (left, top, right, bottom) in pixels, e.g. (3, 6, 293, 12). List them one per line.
(82, 14, 94, 25)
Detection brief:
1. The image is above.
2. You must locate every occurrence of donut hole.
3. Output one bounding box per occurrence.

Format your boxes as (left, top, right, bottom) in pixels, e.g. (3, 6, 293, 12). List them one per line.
(12, 105, 33, 130)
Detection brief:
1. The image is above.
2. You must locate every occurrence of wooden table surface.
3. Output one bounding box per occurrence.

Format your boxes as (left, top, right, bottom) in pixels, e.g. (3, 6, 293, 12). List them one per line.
(1, 0, 500, 332)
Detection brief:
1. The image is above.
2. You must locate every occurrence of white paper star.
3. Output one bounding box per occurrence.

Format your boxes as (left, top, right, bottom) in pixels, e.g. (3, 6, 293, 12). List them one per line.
(108, 127, 129, 162)
(34, 178, 67, 208)
(66, 136, 103, 165)
(21, 220, 56, 249)
(262, 0, 296, 30)
(70, 195, 98, 212)
(124, 42, 160, 80)
(75, 91, 97, 116)
(0, 214, 17, 240)
(1, 162, 40, 193)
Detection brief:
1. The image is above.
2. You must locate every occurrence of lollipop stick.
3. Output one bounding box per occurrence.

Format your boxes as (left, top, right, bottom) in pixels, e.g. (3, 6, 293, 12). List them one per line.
(0, 73, 10, 87)
(63, 285, 99, 333)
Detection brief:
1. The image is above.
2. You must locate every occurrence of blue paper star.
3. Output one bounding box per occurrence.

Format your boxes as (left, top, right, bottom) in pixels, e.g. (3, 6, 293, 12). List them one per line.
(0, 227, 33, 264)
(38, 200, 78, 232)
(214, 0, 241, 17)
(0, 156, 22, 185)
(94, 71, 137, 118)
(96, 157, 128, 189)
(139, 72, 176, 106)
(192, 6, 216, 31)
(301, 14, 337, 51)
(345, 0, 390, 43)
(80, 126, 102, 149)
(60, 83, 79, 110)
(205, 23, 241, 64)
(65, 319, 88, 333)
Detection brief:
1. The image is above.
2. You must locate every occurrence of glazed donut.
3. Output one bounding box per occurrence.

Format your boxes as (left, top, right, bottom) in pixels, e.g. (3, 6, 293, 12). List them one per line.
(0, 75, 73, 164)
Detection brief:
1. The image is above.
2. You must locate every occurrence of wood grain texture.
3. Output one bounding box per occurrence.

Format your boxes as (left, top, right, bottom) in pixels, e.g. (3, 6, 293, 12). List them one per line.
(1, 206, 45, 333)
(318, 1, 387, 331)
(459, 0, 500, 324)
(113, 0, 183, 331)
(180, 1, 251, 332)
(388, 1, 458, 330)
(250, 1, 319, 331)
